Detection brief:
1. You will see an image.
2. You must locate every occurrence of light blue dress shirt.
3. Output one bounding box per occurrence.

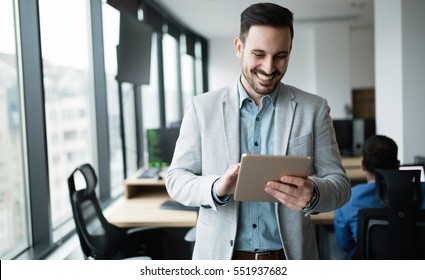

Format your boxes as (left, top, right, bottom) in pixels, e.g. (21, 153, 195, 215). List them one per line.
(234, 79, 282, 252)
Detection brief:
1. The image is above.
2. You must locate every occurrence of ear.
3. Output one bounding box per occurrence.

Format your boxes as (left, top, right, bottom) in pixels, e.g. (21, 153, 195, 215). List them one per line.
(234, 36, 243, 58)
(360, 159, 367, 171)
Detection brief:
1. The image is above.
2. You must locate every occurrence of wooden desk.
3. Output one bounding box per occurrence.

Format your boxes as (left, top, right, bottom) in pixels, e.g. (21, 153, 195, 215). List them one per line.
(310, 211, 334, 225)
(124, 169, 168, 199)
(341, 156, 366, 181)
(107, 168, 334, 227)
(107, 191, 197, 228)
(108, 164, 348, 228)
(106, 168, 197, 227)
(107, 191, 334, 227)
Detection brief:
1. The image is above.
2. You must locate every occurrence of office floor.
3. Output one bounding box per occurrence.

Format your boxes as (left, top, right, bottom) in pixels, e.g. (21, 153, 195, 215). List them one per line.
(317, 225, 346, 260)
(64, 227, 345, 260)
(63, 228, 193, 260)
(65, 247, 85, 260)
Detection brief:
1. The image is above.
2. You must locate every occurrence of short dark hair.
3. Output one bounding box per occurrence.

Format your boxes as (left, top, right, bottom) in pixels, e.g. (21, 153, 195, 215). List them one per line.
(362, 135, 398, 174)
(239, 3, 294, 44)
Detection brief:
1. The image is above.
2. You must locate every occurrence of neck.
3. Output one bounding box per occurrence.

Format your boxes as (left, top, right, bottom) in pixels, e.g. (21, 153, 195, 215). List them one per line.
(366, 171, 375, 183)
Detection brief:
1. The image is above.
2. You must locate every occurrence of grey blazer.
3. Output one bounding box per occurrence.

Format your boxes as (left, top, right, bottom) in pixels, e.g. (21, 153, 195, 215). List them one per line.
(166, 80, 351, 260)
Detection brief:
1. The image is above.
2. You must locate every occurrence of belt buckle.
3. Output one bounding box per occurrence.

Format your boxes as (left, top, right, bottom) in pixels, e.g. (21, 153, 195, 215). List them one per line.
(254, 251, 272, 260)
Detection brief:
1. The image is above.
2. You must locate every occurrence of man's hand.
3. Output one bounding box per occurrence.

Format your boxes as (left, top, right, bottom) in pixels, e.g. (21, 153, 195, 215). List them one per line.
(215, 164, 241, 197)
(265, 175, 315, 211)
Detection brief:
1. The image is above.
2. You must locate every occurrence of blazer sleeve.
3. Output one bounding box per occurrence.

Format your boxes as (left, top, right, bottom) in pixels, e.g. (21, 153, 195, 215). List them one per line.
(166, 98, 221, 210)
(308, 98, 351, 212)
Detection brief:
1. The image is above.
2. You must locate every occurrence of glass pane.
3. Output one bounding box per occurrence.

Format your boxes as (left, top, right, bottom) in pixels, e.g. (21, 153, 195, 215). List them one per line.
(39, 0, 95, 240)
(102, 3, 124, 196)
(181, 53, 195, 109)
(122, 83, 138, 175)
(195, 41, 204, 95)
(141, 32, 160, 130)
(163, 33, 180, 126)
(0, 0, 30, 259)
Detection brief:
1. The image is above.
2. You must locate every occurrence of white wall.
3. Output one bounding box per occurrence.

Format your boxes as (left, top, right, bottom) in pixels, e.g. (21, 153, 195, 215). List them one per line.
(208, 23, 374, 120)
(351, 27, 375, 88)
(375, 0, 425, 163)
(208, 36, 240, 89)
(314, 23, 351, 119)
(401, 0, 425, 163)
(374, 0, 404, 157)
(285, 26, 316, 94)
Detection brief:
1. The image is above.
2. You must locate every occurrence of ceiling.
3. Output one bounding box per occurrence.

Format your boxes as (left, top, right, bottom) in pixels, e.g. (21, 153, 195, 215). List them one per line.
(155, 0, 374, 39)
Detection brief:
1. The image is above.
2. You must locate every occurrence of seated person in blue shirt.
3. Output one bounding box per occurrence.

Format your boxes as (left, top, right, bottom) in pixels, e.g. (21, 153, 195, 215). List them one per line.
(334, 134, 425, 259)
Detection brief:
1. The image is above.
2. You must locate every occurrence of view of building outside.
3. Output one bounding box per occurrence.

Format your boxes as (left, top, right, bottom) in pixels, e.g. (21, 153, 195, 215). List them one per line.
(0, 0, 30, 259)
(0, 0, 204, 259)
(102, 3, 125, 195)
(39, 0, 96, 240)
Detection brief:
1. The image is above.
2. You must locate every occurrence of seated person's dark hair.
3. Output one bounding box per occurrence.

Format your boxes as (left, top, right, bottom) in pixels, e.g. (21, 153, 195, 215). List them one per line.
(362, 135, 398, 174)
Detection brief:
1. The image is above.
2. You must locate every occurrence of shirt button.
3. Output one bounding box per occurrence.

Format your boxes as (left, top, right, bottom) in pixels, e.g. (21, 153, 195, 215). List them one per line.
(254, 141, 259, 146)
(252, 224, 257, 229)
(256, 117, 260, 121)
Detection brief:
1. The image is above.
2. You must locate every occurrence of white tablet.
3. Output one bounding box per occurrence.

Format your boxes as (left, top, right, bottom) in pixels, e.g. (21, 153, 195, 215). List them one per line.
(234, 154, 313, 202)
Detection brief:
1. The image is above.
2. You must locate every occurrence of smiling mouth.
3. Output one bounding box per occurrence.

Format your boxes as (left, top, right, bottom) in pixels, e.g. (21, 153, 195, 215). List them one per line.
(256, 72, 275, 81)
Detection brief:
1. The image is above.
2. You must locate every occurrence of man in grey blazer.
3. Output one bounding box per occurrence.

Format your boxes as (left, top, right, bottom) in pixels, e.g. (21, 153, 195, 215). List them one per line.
(166, 3, 351, 260)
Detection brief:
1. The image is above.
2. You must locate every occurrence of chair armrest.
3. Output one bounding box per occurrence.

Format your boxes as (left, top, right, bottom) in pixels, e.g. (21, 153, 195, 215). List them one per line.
(126, 226, 161, 236)
(184, 227, 196, 242)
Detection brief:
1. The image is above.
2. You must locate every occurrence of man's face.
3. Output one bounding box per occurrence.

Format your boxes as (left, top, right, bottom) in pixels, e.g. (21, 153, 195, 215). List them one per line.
(234, 25, 292, 97)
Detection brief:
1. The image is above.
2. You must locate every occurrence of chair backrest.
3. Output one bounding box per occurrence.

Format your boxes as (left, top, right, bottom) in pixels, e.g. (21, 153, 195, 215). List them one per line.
(67, 163, 126, 259)
(356, 169, 425, 259)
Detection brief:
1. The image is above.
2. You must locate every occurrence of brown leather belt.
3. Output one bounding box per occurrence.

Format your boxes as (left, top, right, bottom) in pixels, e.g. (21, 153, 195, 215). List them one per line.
(232, 250, 286, 260)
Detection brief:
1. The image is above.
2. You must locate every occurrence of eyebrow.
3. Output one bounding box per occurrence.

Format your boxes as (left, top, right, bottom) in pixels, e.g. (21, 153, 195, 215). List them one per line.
(252, 49, 290, 56)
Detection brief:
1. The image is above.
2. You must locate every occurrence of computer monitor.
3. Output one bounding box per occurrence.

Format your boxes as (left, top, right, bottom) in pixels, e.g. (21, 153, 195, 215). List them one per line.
(146, 127, 180, 168)
(415, 155, 425, 165)
(332, 119, 353, 156)
(399, 164, 425, 182)
(117, 13, 152, 84)
(352, 118, 376, 155)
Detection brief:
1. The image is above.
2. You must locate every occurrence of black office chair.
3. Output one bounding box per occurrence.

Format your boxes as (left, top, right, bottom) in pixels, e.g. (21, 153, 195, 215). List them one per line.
(356, 169, 425, 259)
(67, 163, 162, 260)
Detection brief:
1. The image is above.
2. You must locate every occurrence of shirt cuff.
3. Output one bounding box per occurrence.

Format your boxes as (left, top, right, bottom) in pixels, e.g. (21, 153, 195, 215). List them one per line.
(303, 178, 320, 213)
(211, 178, 232, 205)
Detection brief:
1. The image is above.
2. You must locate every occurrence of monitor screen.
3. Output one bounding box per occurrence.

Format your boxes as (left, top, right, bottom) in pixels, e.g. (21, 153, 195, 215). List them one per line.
(332, 119, 353, 156)
(117, 14, 152, 84)
(146, 127, 180, 168)
(399, 164, 425, 182)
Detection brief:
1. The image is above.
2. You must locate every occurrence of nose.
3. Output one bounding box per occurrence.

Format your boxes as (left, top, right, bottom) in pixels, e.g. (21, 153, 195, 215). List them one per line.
(262, 56, 275, 74)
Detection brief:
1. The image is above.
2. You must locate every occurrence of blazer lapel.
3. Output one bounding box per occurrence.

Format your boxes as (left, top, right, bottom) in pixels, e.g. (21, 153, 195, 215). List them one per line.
(221, 81, 241, 165)
(275, 84, 296, 155)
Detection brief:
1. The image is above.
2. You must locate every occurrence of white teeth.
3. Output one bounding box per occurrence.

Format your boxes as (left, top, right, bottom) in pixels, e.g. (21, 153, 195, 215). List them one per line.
(257, 73, 273, 80)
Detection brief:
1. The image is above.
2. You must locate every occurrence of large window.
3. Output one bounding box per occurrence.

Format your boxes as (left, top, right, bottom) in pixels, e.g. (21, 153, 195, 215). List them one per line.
(0, 0, 208, 259)
(121, 83, 138, 175)
(39, 0, 96, 240)
(102, 3, 124, 196)
(163, 33, 181, 126)
(195, 41, 205, 95)
(0, 0, 30, 259)
(181, 37, 195, 109)
(142, 32, 160, 130)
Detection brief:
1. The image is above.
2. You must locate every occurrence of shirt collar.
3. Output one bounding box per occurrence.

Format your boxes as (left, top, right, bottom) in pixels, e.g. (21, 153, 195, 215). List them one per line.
(237, 77, 279, 109)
